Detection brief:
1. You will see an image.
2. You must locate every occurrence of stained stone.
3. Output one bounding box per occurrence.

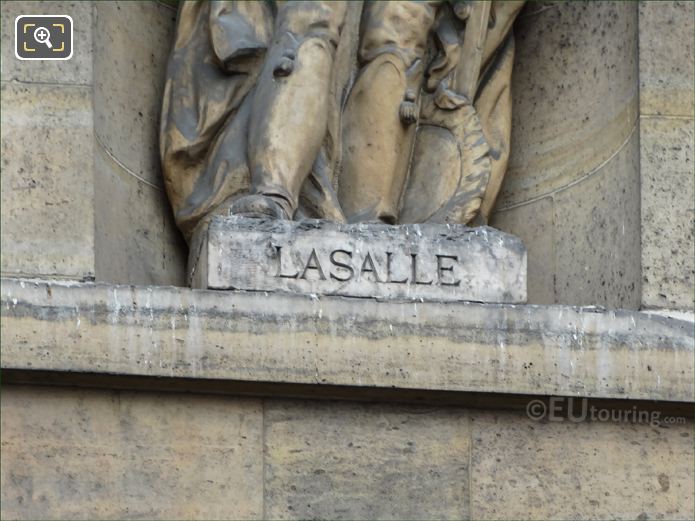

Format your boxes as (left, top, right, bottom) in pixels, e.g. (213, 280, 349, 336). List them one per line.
(191, 216, 527, 303)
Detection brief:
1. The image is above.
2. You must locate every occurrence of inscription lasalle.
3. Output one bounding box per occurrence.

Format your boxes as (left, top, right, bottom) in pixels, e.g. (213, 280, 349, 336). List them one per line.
(275, 247, 462, 287)
(193, 216, 527, 304)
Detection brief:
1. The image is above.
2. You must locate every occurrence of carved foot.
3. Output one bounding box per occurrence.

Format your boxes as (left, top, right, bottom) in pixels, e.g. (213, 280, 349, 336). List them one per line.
(228, 194, 291, 220)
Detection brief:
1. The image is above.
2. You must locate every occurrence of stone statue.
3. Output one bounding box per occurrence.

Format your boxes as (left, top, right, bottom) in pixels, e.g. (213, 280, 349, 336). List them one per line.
(160, 0, 524, 249)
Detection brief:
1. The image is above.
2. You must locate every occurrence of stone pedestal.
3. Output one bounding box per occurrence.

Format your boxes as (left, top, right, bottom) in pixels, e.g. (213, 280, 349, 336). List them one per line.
(191, 216, 527, 304)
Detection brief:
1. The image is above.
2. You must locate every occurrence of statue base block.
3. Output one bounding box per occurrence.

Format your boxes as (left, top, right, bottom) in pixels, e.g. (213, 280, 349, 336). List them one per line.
(191, 216, 527, 303)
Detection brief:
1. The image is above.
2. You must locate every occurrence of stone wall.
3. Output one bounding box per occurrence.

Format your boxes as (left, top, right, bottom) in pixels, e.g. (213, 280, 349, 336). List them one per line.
(1, 3, 693, 520)
(0, 1, 186, 287)
(491, 2, 641, 308)
(637, 1, 694, 310)
(2, 384, 692, 520)
(492, 1, 694, 311)
(1, 1, 691, 310)
(3, 279, 692, 402)
(93, 1, 185, 286)
(1, 1, 96, 280)
(1, 278, 693, 520)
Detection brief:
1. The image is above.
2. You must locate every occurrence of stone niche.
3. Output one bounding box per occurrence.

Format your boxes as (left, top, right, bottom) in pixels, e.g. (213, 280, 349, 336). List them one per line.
(2, 1, 692, 311)
(1, 2, 694, 521)
(492, 1, 641, 308)
(100, 1, 674, 311)
(92, 1, 186, 286)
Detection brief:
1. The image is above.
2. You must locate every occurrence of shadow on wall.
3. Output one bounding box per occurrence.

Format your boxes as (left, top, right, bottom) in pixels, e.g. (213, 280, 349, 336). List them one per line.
(92, 1, 640, 311)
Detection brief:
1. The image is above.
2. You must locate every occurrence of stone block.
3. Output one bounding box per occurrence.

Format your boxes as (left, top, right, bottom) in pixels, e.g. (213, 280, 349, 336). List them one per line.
(0, 1, 93, 85)
(264, 399, 470, 520)
(93, 142, 186, 286)
(640, 117, 695, 309)
(639, 1, 695, 117)
(2, 278, 693, 402)
(0, 82, 94, 279)
(491, 1, 640, 309)
(490, 197, 555, 305)
(1, 1, 185, 287)
(502, 1, 638, 207)
(90, 1, 186, 286)
(553, 130, 641, 308)
(0, 385, 264, 520)
(194, 216, 527, 304)
(93, 1, 177, 186)
(470, 411, 694, 520)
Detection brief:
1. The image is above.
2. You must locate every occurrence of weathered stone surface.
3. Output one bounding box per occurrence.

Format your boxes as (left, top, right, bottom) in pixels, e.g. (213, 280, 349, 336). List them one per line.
(91, 1, 186, 286)
(491, 196, 555, 305)
(264, 400, 470, 520)
(502, 1, 638, 207)
(195, 216, 527, 304)
(0, 83, 94, 279)
(644, 308, 695, 323)
(0, 385, 264, 520)
(1, 1, 185, 287)
(0, 0, 93, 85)
(553, 130, 641, 309)
(470, 410, 694, 520)
(3, 385, 691, 521)
(640, 117, 694, 309)
(2, 278, 693, 402)
(492, 2, 641, 309)
(638, 1, 695, 117)
(637, 1, 695, 311)
(93, 143, 186, 286)
(93, 1, 177, 186)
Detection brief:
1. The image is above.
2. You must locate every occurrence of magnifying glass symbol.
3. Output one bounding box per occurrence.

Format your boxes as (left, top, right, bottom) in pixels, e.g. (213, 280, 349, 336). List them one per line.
(34, 26, 52, 49)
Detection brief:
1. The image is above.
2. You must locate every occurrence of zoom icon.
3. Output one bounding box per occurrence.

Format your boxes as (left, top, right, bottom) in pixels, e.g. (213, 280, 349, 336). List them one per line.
(15, 15, 73, 60)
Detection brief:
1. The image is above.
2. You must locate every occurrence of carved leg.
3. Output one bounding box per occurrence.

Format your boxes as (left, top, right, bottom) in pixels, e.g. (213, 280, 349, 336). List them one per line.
(338, 1, 439, 223)
(339, 53, 422, 224)
(240, 1, 347, 219)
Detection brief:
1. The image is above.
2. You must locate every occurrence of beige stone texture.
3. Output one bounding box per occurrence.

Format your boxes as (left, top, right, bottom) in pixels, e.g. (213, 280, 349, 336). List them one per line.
(92, 0, 184, 284)
(91, 1, 186, 285)
(553, 131, 641, 308)
(491, 2, 641, 308)
(2, 385, 693, 520)
(638, 1, 694, 118)
(93, 1, 176, 186)
(0, 83, 95, 279)
(0, 1, 93, 85)
(640, 117, 694, 309)
(1, 385, 264, 520)
(1, 2, 95, 280)
(491, 197, 555, 305)
(197, 216, 527, 303)
(470, 410, 694, 520)
(94, 141, 186, 286)
(264, 400, 470, 520)
(502, 1, 639, 206)
(1, 1, 185, 286)
(2, 279, 693, 402)
(638, 1, 694, 310)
